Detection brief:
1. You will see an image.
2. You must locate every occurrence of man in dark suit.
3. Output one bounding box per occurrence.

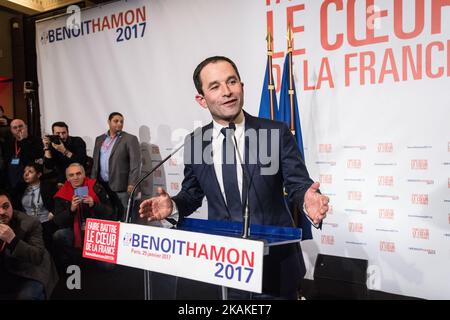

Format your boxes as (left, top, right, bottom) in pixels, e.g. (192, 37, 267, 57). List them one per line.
(0, 190, 58, 299)
(91, 112, 141, 220)
(139, 56, 329, 299)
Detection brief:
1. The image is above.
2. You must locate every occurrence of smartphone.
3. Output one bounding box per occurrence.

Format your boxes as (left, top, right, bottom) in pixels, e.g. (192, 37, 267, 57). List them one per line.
(74, 186, 88, 198)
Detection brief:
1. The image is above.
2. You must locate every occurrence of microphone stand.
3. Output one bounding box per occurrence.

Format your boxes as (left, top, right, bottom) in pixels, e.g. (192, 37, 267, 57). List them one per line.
(229, 123, 251, 239)
(123, 142, 185, 223)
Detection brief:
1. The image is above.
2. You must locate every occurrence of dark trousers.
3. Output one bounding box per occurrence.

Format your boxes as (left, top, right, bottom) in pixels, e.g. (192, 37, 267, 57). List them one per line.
(0, 272, 46, 300)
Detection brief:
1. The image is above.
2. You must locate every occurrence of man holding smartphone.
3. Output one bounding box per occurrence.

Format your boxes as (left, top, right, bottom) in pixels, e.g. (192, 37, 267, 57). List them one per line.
(43, 122, 87, 185)
(52, 163, 114, 269)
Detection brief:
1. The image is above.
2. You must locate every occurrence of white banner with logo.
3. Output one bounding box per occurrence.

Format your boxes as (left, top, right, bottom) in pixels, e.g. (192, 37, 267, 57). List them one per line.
(82, 219, 264, 292)
(36, 0, 450, 299)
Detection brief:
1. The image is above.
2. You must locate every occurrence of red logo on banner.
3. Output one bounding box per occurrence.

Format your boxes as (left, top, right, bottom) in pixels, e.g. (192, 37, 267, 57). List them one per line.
(348, 222, 363, 233)
(169, 158, 177, 166)
(170, 182, 180, 191)
(378, 176, 394, 186)
(152, 146, 160, 154)
(347, 159, 361, 169)
(448, 142, 450, 152)
(319, 174, 332, 184)
(411, 159, 428, 170)
(448, 178, 450, 188)
(154, 170, 162, 178)
(412, 228, 429, 240)
(319, 144, 332, 153)
(448, 213, 450, 224)
(377, 143, 393, 152)
(411, 194, 428, 205)
(379, 209, 394, 219)
(380, 241, 395, 252)
(321, 235, 335, 245)
(83, 219, 120, 264)
(348, 191, 362, 200)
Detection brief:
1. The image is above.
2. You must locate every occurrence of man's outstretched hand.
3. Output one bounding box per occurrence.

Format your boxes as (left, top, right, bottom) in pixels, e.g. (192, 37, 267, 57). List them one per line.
(139, 187, 173, 222)
(304, 182, 329, 225)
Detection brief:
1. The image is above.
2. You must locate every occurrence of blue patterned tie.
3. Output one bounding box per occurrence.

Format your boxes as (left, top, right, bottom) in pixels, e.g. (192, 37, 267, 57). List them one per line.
(221, 127, 242, 220)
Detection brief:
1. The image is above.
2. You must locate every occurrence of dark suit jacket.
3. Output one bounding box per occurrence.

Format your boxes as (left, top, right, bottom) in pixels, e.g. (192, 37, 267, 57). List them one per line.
(172, 111, 314, 298)
(44, 136, 87, 183)
(1, 210, 58, 298)
(91, 131, 141, 192)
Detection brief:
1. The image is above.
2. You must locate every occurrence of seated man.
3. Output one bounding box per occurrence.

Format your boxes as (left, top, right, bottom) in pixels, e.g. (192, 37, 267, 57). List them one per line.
(13, 163, 58, 251)
(53, 163, 114, 269)
(43, 121, 87, 185)
(0, 190, 58, 300)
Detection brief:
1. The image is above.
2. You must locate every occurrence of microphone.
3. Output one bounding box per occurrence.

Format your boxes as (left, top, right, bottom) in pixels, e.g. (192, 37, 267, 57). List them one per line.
(123, 127, 202, 223)
(228, 122, 251, 239)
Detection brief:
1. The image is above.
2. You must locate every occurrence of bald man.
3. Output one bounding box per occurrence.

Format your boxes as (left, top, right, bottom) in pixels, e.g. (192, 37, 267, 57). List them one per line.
(4, 119, 43, 189)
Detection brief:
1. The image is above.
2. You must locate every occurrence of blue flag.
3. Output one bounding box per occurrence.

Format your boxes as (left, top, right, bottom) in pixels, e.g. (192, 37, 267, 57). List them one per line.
(278, 54, 312, 240)
(258, 58, 278, 120)
(278, 54, 305, 160)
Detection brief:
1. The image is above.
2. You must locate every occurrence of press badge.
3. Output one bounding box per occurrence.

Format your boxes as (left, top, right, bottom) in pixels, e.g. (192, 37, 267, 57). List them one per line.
(10, 158, 20, 165)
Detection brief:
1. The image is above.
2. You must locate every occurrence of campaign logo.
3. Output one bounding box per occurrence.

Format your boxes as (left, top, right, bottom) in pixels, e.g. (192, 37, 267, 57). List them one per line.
(379, 209, 394, 219)
(321, 235, 335, 245)
(348, 222, 363, 233)
(319, 174, 332, 184)
(411, 194, 428, 205)
(411, 159, 428, 170)
(170, 182, 180, 191)
(448, 213, 450, 224)
(377, 143, 393, 153)
(123, 233, 133, 247)
(412, 228, 429, 240)
(152, 146, 160, 154)
(347, 159, 361, 169)
(154, 170, 162, 178)
(348, 191, 362, 201)
(319, 144, 332, 153)
(380, 241, 395, 252)
(378, 176, 394, 186)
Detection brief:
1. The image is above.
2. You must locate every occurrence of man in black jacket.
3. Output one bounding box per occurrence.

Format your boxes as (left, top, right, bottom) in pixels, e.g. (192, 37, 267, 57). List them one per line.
(0, 190, 58, 299)
(4, 119, 43, 189)
(53, 163, 114, 269)
(43, 121, 87, 185)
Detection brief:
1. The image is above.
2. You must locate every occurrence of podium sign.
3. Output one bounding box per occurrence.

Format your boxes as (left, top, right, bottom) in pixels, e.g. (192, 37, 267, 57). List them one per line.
(82, 218, 264, 293)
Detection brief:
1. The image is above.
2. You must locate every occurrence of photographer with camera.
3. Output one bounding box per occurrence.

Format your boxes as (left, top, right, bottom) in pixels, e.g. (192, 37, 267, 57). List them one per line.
(43, 121, 87, 186)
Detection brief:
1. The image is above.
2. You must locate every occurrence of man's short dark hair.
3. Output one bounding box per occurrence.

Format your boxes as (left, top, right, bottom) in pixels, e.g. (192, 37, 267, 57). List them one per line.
(52, 121, 69, 132)
(0, 189, 12, 203)
(108, 112, 123, 121)
(193, 56, 241, 95)
(24, 162, 44, 175)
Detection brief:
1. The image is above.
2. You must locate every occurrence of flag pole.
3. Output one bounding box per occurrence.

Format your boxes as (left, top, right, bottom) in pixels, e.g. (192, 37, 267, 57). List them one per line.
(266, 32, 276, 120)
(287, 25, 295, 135)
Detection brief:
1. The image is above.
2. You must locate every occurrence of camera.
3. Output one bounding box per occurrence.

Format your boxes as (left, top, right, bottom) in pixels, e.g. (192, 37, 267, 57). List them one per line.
(46, 134, 61, 145)
(24, 81, 35, 94)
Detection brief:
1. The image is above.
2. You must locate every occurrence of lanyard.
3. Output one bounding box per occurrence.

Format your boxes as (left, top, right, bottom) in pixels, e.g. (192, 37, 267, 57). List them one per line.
(15, 140, 21, 157)
(102, 135, 117, 152)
